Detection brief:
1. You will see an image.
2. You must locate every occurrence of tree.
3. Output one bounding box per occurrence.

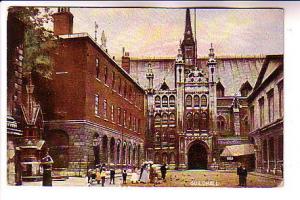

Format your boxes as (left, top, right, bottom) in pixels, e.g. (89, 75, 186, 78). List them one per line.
(8, 7, 57, 79)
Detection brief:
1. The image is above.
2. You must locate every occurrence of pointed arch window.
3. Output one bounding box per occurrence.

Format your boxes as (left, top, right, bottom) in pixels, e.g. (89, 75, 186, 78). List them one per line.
(186, 95, 192, 107)
(200, 112, 208, 130)
(201, 95, 207, 107)
(162, 113, 168, 125)
(96, 58, 100, 78)
(194, 112, 200, 130)
(186, 112, 193, 130)
(194, 95, 200, 107)
(169, 95, 175, 107)
(162, 95, 168, 107)
(169, 113, 176, 126)
(154, 114, 161, 127)
(103, 99, 107, 118)
(155, 96, 161, 108)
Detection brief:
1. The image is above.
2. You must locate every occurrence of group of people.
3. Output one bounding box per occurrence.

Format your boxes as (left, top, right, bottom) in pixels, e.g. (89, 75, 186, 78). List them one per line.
(237, 163, 248, 187)
(87, 162, 168, 186)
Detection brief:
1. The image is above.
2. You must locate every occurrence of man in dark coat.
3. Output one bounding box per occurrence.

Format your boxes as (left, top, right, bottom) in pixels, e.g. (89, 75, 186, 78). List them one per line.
(241, 164, 248, 187)
(122, 169, 127, 184)
(237, 163, 243, 186)
(109, 168, 115, 184)
(41, 149, 54, 186)
(138, 164, 146, 181)
(160, 164, 167, 181)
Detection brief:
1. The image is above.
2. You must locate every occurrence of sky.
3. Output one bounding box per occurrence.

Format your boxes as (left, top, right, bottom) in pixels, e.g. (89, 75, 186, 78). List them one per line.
(55, 8, 284, 59)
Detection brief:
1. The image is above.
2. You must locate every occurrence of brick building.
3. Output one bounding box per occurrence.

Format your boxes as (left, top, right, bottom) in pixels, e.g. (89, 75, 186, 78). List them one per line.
(40, 8, 146, 175)
(248, 55, 283, 175)
(128, 9, 268, 170)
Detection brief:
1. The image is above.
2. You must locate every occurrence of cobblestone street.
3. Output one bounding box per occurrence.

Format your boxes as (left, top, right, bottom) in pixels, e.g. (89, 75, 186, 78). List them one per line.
(21, 170, 282, 188)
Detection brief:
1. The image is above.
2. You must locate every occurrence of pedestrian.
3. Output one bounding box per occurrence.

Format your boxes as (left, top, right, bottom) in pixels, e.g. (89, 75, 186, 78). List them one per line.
(95, 168, 101, 184)
(100, 168, 106, 187)
(41, 149, 54, 186)
(122, 169, 127, 184)
(160, 163, 167, 181)
(241, 164, 248, 187)
(138, 164, 145, 182)
(237, 163, 243, 186)
(149, 164, 155, 184)
(109, 167, 115, 184)
(130, 167, 139, 183)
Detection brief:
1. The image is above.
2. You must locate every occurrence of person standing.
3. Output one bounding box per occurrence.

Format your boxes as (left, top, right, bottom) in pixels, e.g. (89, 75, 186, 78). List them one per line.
(138, 164, 145, 182)
(100, 168, 106, 187)
(41, 149, 54, 186)
(109, 168, 115, 184)
(122, 169, 127, 184)
(237, 163, 243, 186)
(241, 164, 248, 187)
(149, 164, 155, 184)
(95, 168, 101, 184)
(160, 164, 167, 181)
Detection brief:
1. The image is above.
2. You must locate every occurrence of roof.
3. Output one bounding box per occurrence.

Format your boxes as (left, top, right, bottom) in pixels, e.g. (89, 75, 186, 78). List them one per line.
(58, 33, 145, 93)
(130, 56, 264, 96)
(220, 144, 254, 157)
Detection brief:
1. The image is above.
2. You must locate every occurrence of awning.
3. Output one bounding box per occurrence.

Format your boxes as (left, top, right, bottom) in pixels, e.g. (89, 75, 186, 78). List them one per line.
(220, 144, 254, 157)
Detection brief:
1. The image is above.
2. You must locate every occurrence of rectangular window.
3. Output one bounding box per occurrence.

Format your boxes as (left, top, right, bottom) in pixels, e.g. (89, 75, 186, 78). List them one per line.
(138, 119, 141, 133)
(95, 95, 99, 115)
(96, 58, 99, 78)
(103, 100, 107, 118)
(278, 81, 283, 118)
(104, 67, 108, 84)
(123, 110, 126, 127)
(112, 71, 116, 90)
(118, 78, 122, 94)
(267, 89, 274, 123)
(118, 107, 121, 125)
(129, 113, 132, 130)
(259, 97, 265, 127)
(111, 105, 114, 122)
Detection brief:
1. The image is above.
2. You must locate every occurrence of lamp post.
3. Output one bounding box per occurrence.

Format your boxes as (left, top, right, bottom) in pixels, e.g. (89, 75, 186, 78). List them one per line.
(92, 137, 100, 167)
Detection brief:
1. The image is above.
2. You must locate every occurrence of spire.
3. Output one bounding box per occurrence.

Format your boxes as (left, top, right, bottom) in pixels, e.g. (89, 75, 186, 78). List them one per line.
(208, 43, 216, 63)
(183, 8, 194, 45)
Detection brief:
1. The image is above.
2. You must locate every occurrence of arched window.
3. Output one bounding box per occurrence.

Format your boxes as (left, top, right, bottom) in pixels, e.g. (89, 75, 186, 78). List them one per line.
(194, 95, 200, 107)
(162, 95, 168, 107)
(186, 112, 193, 130)
(186, 95, 192, 107)
(217, 116, 226, 131)
(200, 112, 208, 130)
(162, 132, 167, 142)
(194, 112, 200, 130)
(155, 96, 161, 108)
(154, 114, 161, 127)
(201, 95, 207, 107)
(170, 152, 175, 164)
(169, 95, 175, 107)
(155, 132, 160, 142)
(169, 113, 176, 126)
(162, 113, 168, 125)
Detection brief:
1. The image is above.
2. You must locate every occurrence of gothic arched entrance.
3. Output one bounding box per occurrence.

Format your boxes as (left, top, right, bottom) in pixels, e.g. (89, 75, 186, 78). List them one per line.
(188, 141, 208, 169)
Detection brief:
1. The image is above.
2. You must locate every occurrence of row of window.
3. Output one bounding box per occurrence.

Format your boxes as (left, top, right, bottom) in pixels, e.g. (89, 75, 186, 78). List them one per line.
(154, 113, 176, 127)
(185, 112, 208, 131)
(95, 58, 142, 108)
(154, 95, 176, 108)
(185, 94, 207, 108)
(155, 131, 176, 143)
(95, 94, 142, 133)
(250, 81, 283, 130)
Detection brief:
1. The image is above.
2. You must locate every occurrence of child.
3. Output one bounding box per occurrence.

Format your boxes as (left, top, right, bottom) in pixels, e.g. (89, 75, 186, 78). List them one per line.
(122, 169, 127, 184)
(95, 168, 101, 184)
(100, 168, 106, 187)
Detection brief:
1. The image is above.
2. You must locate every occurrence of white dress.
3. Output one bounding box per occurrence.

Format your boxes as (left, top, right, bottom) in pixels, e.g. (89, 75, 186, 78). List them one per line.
(130, 170, 139, 183)
(140, 168, 149, 183)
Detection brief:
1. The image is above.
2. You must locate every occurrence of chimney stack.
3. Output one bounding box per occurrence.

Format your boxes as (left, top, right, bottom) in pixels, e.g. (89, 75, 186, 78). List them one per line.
(52, 7, 74, 35)
(121, 51, 130, 73)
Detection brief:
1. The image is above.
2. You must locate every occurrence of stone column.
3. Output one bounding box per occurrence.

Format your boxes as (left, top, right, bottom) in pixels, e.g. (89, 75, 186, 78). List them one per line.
(267, 138, 270, 173)
(107, 137, 111, 166)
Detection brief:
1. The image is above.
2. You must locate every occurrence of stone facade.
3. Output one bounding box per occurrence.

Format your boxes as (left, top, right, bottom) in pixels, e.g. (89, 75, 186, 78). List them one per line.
(248, 55, 283, 175)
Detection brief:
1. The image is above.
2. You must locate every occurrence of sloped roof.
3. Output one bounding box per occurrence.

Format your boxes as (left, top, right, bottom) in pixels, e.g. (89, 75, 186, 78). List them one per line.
(129, 56, 264, 96)
(220, 144, 254, 157)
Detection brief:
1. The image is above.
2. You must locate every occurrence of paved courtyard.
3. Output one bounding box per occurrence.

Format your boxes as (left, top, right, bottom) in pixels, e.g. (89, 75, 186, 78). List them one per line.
(21, 170, 283, 188)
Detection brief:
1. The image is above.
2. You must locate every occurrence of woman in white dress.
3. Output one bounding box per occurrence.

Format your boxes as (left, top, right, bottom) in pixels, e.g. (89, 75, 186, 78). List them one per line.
(130, 167, 139, 183)
(140, 164, 150, 183)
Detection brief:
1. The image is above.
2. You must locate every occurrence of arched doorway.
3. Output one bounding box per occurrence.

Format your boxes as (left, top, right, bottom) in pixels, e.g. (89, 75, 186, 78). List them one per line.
(188, 141, 208, 169)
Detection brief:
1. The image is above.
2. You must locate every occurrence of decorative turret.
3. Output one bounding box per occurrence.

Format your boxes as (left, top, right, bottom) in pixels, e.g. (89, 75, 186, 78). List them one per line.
(146, 63, 154, 93)
(207, 43, 217, 83)
(101, 30, 107, 49)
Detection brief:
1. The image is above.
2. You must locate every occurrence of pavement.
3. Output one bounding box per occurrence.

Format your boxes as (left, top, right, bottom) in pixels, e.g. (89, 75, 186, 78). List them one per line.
(21, 170, 283, 187)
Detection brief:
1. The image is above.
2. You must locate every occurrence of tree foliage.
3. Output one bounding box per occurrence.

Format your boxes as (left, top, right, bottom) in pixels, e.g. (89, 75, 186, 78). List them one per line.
(8, 7, 57, 79)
